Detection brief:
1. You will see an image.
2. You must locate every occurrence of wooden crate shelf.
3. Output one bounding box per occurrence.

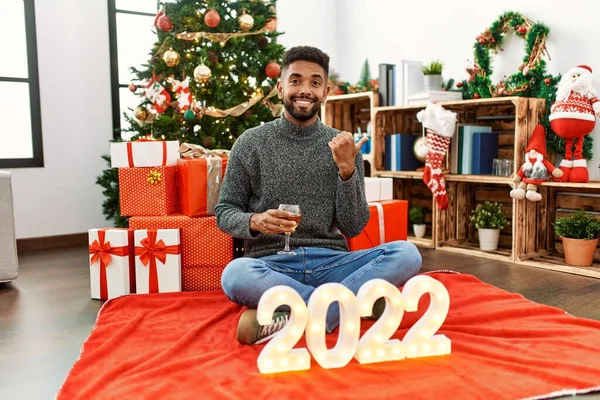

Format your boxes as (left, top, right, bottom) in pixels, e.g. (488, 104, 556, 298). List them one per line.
(408, 236, 435, 249)
(321, 91, 379, 177)
(437, 239, 513, 262)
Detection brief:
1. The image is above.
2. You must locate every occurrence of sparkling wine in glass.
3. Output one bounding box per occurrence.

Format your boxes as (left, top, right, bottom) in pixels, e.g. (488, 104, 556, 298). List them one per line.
(277, 204, 302, 255)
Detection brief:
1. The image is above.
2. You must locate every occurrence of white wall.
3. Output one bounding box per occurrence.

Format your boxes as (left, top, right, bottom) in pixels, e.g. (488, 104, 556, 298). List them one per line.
(6, 0, 112, 239)
(276, 0, 339, 65)
(7, 0, 600, 239)
(334, 0, 600, 180)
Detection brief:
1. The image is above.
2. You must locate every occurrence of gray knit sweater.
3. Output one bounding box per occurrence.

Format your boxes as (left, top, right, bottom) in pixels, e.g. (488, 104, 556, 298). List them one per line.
(215, 116, 371, 258)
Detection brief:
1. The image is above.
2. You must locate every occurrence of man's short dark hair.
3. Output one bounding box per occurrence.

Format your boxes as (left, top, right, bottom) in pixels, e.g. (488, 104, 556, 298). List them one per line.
(282, 46, 330, 77)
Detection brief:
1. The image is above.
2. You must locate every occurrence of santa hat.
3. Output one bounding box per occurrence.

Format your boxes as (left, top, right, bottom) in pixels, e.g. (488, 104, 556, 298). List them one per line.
(571, 65, 593, 75)
(525, 124, 547, 158)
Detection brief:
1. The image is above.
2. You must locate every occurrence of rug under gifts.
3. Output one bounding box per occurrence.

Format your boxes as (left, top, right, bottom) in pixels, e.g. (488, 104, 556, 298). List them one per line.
(57, 272, 600, 400)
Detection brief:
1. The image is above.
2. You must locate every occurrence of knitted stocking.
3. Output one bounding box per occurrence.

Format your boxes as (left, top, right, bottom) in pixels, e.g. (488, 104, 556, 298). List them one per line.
(423, 128, 452, 209)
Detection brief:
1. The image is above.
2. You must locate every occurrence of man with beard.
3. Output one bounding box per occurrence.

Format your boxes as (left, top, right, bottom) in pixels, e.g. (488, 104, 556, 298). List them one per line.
(510, 124, 562, 201)
(216, 46, 422, 345)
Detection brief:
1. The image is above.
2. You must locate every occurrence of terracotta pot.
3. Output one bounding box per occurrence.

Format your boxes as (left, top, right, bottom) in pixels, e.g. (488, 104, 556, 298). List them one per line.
(562, 237, 599, 267)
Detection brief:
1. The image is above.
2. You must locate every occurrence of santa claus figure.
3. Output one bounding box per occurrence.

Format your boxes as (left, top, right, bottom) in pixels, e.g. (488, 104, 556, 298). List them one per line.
(510, 124, 563, 201)
(549, 65, 600, 183)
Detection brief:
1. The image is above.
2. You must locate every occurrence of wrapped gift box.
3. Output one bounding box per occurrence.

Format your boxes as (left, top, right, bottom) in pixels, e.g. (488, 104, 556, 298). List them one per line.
(89, 228, 135, 300)
(348, 200, 408, 251)
(110, 140, 179, 168)
(364, 177, 393, 202)
(134, 229, 182, 294)
(119, 166, 178, 217)
(177, 156, 227, 218)
(129, 214, 233, 291)
(182, 265, 225, 291)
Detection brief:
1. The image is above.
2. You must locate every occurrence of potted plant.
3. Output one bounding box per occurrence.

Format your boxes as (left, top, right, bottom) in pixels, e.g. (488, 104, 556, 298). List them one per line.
(554, 209, 600, 266)
(409, 206, 426, 238)
(470, 202, 509, 251)
(421, 59, 444, 91)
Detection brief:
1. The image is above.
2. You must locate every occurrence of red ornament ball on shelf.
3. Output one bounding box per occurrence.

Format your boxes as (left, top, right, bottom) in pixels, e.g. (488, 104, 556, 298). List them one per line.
(456, 81, 463, 88)
(544, 77, 551, 84)
(265, 62, 281, 79)
(473, 93, 480, 99)
(204, 10, 221, 28)
(156, 14, 173, 32)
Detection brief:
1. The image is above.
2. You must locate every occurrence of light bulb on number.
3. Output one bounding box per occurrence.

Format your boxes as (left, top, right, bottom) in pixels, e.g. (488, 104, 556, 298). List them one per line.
(316, 351, 326, 360)
(423, 343, 432, 353)
(362, 350, 371, 359)
(409, 344, 417, 353)
(296, 357, 305, 365)
(392, 298, 401, 306)
(291, 327, 301, 336)
(260, 312, 270, 322)
(362, 304, 371, 313)
(393, 347, 402, 355)
(294, 306, 304, 314)
(377, 349, 385, 357)
(388, 319, 397, 327)
(421, 282, 431, 290)
(420, 330, 428, 338)
(312, 323, 321, 333)
(437, 342, 446, 351)
(278, 293, 286, 302)
(265, 359, 273, 368)
(433, 314, 443, 323)
(375, 333, 383, 342)
(346, 322, 356, 331)
(322, 292, 330, 301)
(277, 344, 286, 352)
(342, 291, 350, 300)
(377, 286, 385, 294)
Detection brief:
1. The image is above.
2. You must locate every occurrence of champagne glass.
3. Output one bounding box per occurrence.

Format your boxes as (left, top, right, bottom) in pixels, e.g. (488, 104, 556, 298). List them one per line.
(277, 204, 302, 255)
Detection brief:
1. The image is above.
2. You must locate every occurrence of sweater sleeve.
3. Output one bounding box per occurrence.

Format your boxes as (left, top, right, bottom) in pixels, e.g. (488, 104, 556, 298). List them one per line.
(215, 136, 258, 239)
(335, 153, 371, 238)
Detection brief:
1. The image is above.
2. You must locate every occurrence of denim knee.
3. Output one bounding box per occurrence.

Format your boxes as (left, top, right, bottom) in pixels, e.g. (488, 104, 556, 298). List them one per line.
(389, 240, 422, 277)
(220, 257, 254, 300)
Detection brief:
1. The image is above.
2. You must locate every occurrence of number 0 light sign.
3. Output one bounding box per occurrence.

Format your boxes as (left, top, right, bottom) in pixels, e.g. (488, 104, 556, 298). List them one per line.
(256, 275, 451, 374)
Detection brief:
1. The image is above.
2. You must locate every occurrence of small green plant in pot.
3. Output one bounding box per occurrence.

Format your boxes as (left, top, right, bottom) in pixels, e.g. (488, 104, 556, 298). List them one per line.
(554, 209, 600, 267)
(470, 202, 509, 251)
(409, 206, 426, 238)
(421, 59, 444, 91)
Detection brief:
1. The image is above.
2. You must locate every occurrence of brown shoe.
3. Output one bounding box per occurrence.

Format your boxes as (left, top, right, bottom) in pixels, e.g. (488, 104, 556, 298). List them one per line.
(236, 309, 290, 345)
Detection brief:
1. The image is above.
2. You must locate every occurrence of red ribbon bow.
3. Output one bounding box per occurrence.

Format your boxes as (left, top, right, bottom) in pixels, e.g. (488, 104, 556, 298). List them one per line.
(89, 230, 130, 299)
(135, 230, 180, 293)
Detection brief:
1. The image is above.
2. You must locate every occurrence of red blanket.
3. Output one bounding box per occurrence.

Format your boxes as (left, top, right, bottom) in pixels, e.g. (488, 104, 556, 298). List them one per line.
(58, 272, 600, 399)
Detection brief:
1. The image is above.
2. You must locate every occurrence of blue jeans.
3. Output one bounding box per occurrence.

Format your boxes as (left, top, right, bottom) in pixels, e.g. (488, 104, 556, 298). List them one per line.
(221, 241, 422, 333)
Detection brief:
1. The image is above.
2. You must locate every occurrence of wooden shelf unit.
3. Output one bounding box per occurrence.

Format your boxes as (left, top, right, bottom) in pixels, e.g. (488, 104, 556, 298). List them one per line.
(321, 91, 379, 176)
(370, 97, 600, 278)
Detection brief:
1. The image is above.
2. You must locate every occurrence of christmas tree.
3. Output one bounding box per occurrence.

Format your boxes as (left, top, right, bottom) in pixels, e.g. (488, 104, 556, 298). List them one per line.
(358, 58, 371, 88)
(97, 0, 285, 227)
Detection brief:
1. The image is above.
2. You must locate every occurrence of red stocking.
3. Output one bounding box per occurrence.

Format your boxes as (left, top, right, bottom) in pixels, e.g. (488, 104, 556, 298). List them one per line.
(423, 128, 451, 209)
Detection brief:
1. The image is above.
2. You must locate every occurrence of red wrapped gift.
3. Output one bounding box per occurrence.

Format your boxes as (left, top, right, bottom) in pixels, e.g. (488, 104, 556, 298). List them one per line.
(129, 214, 233, 290)
(347, 200, 408, 251)
(182, 265, 225, 291)
(177, 143, 229, 217)
(134, 229, 182, 294)
(119, 166, 178, 217)
(88, 228, 135, 300)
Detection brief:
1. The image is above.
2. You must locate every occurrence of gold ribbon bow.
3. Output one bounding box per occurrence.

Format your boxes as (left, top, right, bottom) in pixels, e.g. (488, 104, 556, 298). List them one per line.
(178, 143, 230, 159)
(147, 170, 163, 184)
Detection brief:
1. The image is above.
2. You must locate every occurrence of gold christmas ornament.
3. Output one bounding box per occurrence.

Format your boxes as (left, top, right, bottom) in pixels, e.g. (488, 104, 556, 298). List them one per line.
(413, 136, 428, 162)
(194, 64, 212, 83)
(238, 13, 254, 31)
(162, 48, 181, 67)
(134, 106, 148, 121)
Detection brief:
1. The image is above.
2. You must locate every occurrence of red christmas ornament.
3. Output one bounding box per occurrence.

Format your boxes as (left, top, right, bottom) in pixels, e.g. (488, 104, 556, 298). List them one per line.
(544, 77, 551, 84)
(156, 14, 173, 32)
(204, 10, 221, 28)
(473, 93, 480, 99)
(456, 81, 463, 88)
(265, 62, 281, 79)
(128, 83, 137, 92)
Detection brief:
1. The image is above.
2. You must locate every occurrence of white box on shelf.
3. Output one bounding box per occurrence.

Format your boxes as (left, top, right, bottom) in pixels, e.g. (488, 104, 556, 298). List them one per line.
(365, 177, 393, 202)
(134, 229, 182, 294)
(407, 90, 463, 106)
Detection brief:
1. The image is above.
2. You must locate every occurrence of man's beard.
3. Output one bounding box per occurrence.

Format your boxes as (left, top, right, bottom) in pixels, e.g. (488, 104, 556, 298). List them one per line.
(283, 96, 320, 122)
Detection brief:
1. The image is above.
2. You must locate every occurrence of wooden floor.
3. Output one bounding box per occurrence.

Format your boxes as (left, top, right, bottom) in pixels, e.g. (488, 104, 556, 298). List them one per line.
(1, 246, 600, 399)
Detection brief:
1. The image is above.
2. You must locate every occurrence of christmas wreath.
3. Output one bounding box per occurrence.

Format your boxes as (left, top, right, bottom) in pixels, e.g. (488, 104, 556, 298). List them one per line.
(459, 11, 592, 159)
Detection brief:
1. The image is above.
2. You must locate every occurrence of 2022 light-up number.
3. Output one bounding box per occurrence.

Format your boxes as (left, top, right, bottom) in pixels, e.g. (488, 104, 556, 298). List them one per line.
(256, 286, 310, 374)
(256, 275, 451, 374)
(355, 279, 405, 364)
(401, 275, 451, 358)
